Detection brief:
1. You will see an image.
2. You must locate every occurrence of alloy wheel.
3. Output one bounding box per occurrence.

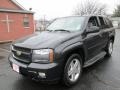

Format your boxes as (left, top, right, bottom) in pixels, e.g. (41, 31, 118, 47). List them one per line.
(67, 59, 81, 82)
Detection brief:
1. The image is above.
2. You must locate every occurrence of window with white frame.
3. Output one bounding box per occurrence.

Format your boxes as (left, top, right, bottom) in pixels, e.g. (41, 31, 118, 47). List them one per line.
(23, 17, 30, 28)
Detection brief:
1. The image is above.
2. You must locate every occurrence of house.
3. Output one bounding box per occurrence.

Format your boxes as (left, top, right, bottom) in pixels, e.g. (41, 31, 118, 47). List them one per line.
(0, 0, 35, 42)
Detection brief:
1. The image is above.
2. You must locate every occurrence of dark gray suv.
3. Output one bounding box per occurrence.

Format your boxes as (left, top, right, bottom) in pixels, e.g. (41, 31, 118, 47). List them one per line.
(9, 15, 115, 86)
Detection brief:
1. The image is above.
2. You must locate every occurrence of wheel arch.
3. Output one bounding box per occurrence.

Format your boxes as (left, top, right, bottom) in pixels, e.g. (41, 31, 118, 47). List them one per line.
(62, 43, 86, 65)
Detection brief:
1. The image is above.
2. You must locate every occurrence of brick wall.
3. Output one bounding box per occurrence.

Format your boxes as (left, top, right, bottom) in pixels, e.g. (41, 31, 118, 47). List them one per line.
(0, 0, 22, 10)
(0, 12, 34, 41)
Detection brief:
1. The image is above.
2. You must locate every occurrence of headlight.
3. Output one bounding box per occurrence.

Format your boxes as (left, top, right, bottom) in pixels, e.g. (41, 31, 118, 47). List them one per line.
(33, 49, 54, 63)
(34, 49, 50, 55)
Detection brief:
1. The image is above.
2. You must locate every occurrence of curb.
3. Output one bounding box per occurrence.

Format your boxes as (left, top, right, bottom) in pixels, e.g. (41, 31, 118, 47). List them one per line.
(0, 40, 12, 44)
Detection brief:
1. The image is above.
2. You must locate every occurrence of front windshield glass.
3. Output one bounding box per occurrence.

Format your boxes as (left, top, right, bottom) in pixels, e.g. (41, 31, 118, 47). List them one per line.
(47, 17, 85, 32)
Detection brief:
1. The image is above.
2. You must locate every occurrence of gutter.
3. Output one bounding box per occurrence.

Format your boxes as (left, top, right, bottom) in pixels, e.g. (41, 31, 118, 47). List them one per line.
(0, 9, 34, 14)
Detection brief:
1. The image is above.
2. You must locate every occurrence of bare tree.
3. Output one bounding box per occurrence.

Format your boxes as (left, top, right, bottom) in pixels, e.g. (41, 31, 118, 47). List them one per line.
(73, 0, 106, 16)
(113, 5, 120, 17)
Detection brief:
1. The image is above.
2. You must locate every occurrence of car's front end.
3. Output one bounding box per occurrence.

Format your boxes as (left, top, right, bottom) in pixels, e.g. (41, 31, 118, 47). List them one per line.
(9, 45, 63, 81)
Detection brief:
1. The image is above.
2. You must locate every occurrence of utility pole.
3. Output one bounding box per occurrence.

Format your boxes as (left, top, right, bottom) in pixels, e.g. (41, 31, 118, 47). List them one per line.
(43, 15, 46, 31)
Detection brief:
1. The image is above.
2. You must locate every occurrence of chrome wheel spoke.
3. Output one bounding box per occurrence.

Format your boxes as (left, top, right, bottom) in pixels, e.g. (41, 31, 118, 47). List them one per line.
(73, 60, 79, 70)
(71, 61, 74, 70)
(71, 73, 76, 81)
(109, 42, 113, 54)
(68, 69, 74, 76)
(75, 65, 80, 74)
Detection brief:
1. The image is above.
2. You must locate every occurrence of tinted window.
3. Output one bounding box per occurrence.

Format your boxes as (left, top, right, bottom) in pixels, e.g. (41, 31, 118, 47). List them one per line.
(87, 16, 99, 30)
(86, 17, 99, 30)
(99, 17, 106, 26)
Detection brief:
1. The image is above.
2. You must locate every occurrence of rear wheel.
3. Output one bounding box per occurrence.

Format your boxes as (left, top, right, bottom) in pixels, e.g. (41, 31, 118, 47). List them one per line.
(62, 54, 82, 87)
(106, 40, 113, 57)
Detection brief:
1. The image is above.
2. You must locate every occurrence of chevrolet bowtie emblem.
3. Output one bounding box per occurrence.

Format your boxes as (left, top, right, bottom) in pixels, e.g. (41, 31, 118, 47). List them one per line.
(16, 51, 22, 56)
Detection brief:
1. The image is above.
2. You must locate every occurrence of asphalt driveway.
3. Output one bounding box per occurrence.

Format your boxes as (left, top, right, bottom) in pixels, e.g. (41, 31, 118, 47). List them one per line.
(0, 30, 120, 90)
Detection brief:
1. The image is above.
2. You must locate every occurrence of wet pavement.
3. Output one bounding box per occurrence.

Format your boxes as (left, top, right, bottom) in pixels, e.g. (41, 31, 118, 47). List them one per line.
(0, 30, 120, 90)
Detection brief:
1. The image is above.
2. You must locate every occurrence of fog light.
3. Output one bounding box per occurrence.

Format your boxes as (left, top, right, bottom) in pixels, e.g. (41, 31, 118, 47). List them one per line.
(38, 72, 46, 78)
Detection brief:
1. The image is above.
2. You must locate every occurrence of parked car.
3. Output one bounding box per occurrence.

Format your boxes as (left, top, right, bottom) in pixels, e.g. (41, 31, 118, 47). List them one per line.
(9, 15, 115, 86)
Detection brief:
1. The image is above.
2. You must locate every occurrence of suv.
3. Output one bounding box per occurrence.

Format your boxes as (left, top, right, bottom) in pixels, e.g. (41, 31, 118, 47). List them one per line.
(9, 15, 115, 86)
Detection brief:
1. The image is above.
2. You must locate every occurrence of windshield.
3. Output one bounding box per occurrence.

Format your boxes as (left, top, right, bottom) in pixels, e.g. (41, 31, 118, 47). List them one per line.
(47, 17, 85, 32)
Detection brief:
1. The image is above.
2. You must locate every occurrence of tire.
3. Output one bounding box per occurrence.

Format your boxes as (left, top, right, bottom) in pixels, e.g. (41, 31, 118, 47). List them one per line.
(62, 54, 83, 87)
(106, 40, 113, 57)
(20, 72, 28, 77)
(21, 73, 27, 77)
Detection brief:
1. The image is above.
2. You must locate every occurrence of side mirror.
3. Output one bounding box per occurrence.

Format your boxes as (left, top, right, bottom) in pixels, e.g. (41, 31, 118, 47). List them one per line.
(86, 26, 100, 34)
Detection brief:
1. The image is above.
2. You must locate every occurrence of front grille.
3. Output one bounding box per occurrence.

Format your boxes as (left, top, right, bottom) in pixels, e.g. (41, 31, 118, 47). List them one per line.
(12, 45, 32, 64)
(13, 46, 31, 53)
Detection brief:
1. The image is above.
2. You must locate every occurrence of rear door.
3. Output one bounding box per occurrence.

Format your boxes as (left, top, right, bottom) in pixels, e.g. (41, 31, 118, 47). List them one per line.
(97, 16, 110, 49)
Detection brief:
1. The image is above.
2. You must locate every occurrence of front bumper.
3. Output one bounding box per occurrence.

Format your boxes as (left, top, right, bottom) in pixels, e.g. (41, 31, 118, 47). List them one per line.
(9, 56, 63, 81)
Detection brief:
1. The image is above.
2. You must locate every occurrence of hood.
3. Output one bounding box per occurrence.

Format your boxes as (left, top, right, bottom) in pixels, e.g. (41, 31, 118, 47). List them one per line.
(13, 31, 81, 49)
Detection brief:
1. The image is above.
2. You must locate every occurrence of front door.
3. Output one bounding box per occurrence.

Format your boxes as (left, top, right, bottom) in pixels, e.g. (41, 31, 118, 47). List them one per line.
(84, 16, 102, 60)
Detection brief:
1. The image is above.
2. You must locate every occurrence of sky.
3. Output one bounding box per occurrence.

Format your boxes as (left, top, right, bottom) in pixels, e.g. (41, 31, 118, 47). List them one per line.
(16, 0, 119, 20)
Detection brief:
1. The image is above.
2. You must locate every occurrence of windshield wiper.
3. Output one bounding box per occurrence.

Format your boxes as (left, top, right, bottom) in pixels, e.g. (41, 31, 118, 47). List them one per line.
(46, 29, 52, 32)
(54, 29, 70, 32)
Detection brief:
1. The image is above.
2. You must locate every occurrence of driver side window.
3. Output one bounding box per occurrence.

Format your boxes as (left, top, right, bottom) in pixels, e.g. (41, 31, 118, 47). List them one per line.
(87, 16, 99, 30)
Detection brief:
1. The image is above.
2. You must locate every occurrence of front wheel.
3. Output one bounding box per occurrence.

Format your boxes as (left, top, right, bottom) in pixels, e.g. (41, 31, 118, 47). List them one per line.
(106, 40, 113, 57)
(62, 54, 82, 87)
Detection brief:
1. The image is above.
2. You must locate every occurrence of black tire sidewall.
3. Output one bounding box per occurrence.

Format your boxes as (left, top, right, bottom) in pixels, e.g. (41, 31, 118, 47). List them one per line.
(63, 54, 82, 86)
(106, 40, 113, 56)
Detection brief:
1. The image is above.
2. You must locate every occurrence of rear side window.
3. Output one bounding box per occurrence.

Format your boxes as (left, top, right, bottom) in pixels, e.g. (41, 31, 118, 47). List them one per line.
(99, 17, 106, 27)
